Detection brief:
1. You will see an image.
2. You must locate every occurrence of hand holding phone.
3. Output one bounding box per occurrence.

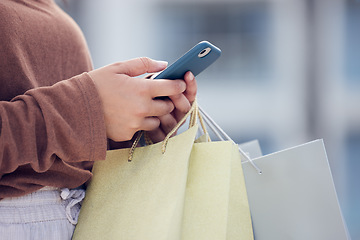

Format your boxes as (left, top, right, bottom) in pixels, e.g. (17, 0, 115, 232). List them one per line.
(145, 41, 221, 142)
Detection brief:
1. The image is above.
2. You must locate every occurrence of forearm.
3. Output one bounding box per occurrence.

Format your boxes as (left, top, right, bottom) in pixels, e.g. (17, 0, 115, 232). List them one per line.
(0, 73, 107, 175)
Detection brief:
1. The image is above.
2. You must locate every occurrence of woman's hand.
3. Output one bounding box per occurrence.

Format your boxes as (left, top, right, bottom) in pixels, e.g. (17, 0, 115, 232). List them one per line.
(89, 57, 187, 142)
(146, 71, 197, 143)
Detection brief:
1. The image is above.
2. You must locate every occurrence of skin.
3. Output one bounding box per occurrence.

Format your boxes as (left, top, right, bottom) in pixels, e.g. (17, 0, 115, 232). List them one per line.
(89, 57, 197, 145)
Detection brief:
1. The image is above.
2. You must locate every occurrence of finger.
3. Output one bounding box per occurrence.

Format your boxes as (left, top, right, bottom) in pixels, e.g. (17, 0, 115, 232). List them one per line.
(146, 129, 166, 144)
(146, 79, 186, 98)
(146, 114, 178, 143)
(183, 71, 197, 103)
(114, 57, 168, 77)
(169, 93, 191, 115)
(140, 117, 161, 131)
(148, 99, 175, 117)
(159, 114, 178, 136)
(172, 108, 188, 123)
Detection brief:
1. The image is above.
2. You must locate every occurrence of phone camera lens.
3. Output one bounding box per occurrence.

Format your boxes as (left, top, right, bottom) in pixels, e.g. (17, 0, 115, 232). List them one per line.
(198, 47, 211, 58)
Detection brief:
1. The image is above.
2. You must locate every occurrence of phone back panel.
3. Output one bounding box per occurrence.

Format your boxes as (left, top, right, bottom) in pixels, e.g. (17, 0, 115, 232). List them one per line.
(154, 41, 221, 80)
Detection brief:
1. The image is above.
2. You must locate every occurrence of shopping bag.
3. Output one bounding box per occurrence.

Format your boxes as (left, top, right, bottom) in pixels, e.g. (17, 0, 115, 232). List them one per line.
(181, 140, 253, 240)
(238, 140, 263, 159)
(199, 106, 350, 240)
(72, 125, 198, 240)
(242, 140, 350, 240)
(73, 101, 254, 240)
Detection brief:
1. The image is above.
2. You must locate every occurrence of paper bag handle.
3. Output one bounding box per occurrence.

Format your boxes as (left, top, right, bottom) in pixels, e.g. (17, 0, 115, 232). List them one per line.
(160, 99, 200, 153)
(198, 105, 262, 174)
(128, 99, 205, 161)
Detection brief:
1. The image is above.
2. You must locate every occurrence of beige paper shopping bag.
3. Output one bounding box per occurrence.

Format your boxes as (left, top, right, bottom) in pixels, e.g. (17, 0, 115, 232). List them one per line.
(181, 140, 254, 240)
(74, 100, 254, 240)
(72, 125, 198, 240)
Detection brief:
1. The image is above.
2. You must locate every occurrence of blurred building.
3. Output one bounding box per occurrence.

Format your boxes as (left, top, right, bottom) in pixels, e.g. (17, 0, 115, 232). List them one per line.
(58, 0, 360, 237)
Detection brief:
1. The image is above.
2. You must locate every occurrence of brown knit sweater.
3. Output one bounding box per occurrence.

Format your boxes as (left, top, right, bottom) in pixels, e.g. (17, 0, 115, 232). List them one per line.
(0, 0, 107, 199)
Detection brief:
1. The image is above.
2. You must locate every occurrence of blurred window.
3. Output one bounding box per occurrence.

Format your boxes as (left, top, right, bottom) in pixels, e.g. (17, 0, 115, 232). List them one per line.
(155, 2, 273, 82)
(344, 1, 360, 87)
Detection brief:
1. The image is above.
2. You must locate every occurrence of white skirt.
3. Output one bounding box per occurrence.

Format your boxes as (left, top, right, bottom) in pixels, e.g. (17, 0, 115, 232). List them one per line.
(0, 187, 85, 240)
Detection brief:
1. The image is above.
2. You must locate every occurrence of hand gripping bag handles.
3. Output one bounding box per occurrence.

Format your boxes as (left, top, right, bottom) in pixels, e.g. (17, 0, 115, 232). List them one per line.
(73, 100, 254, 240)
(199, 106, 351, 240)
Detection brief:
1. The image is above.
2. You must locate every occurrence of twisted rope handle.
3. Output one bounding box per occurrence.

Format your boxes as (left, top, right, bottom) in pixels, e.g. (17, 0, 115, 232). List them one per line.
(128, 99, 203, 161)
(161, 99, 200, 153)
(128, 131, 144, 162)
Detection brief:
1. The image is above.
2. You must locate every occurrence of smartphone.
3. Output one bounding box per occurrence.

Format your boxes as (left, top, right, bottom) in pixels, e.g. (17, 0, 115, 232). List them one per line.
(152, 41, 221, 80)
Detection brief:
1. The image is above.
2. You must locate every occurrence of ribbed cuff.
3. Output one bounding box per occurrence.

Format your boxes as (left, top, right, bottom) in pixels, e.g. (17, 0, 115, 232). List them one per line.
(73, 72, 107, 161)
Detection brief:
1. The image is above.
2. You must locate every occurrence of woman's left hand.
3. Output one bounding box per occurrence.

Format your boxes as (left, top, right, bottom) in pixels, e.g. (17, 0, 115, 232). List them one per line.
(146, 71, 197, 143)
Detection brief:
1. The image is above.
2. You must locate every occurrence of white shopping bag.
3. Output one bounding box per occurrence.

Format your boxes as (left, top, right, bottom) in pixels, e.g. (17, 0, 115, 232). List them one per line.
(238, 140, 263, 159)
(199, 106, 350, 240)
(242, 140, 350, 240)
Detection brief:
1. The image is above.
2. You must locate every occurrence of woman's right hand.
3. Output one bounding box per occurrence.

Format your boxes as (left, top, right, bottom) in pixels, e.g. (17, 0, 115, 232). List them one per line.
(88, 57, 186, 142)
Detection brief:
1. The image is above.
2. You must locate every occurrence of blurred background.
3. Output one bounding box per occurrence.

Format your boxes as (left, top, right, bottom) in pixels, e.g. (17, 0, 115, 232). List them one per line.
(57, 0, 359, 237)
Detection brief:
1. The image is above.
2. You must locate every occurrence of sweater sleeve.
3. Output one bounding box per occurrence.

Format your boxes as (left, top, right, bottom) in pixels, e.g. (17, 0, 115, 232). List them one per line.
(0, 73, 107, 175)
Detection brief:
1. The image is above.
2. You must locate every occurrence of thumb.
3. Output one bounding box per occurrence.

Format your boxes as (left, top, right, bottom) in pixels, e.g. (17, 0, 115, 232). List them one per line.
(114, 57, 168, 77)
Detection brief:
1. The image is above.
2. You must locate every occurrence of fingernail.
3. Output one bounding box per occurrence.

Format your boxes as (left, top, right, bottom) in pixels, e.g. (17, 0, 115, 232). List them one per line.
(157, 60, 168, 68)
(188, 71, 194, 81)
